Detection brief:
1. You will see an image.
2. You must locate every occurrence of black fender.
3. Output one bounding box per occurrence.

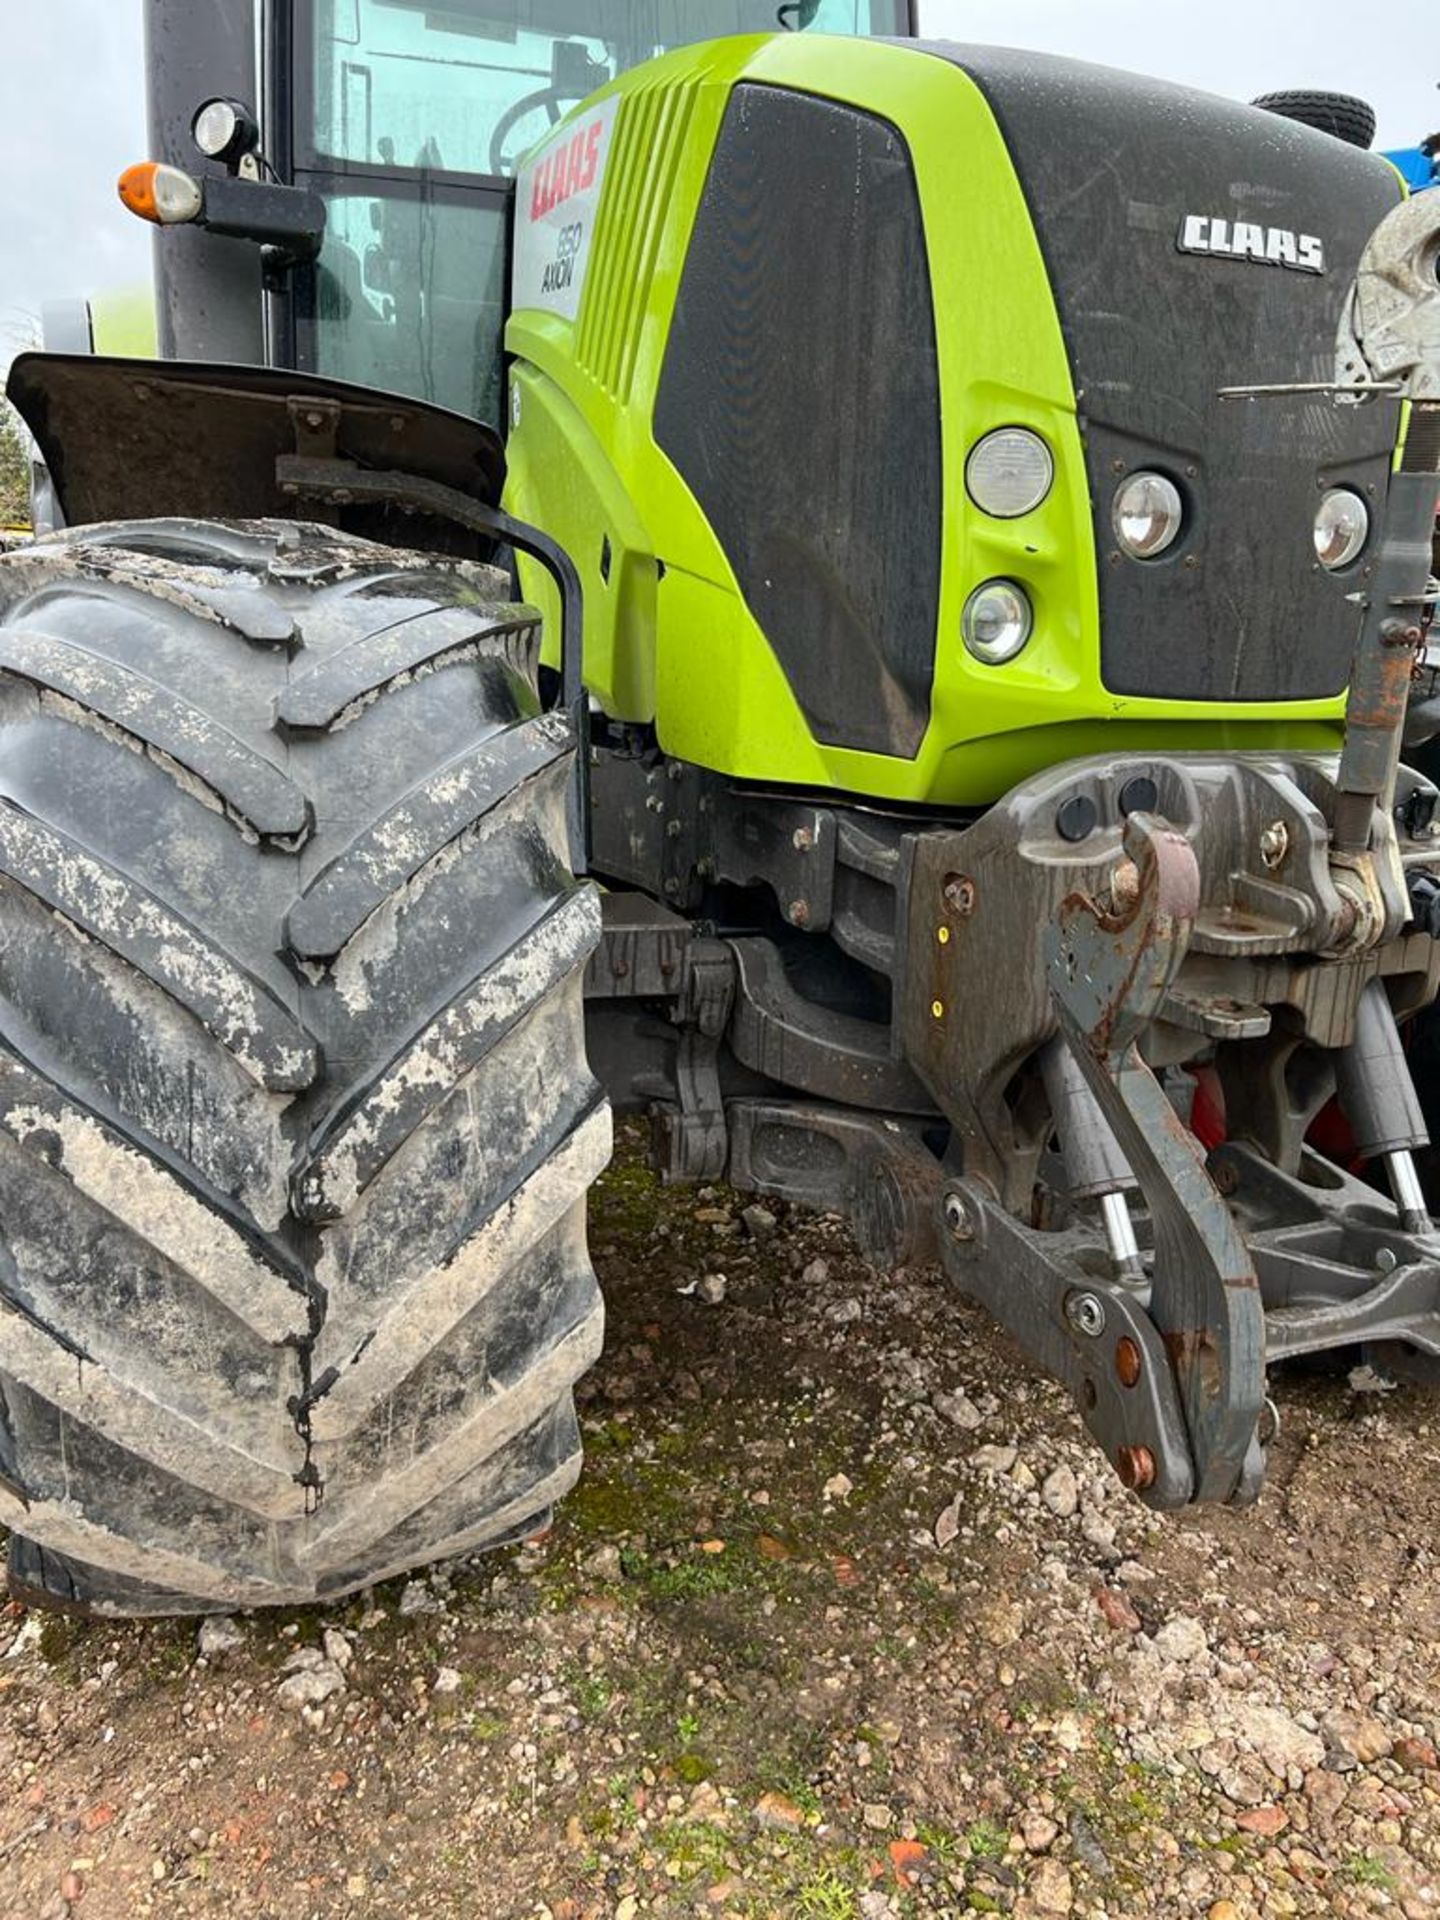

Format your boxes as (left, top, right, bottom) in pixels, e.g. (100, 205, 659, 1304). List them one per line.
(6, 353, 506, 560)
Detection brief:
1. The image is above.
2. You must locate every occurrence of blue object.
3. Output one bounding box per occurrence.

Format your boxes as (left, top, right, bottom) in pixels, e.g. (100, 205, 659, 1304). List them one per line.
(1384, 144, 1438, 190)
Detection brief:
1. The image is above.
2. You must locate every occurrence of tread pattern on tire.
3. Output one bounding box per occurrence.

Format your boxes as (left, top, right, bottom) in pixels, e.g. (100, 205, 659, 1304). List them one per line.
(1251, 89, 1377, 150)
(0, 518, 609, 1614)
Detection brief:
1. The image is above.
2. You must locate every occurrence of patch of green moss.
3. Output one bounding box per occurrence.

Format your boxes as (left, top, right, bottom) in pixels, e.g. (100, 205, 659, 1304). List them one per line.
(570, 1668, 613, 1721)
(37, 1612, 90, 1666)
(1343, 1854, 1398, 1890)
(793, 1870, 856, 1920)
(652, 1814, 733, 1874)
(464, 1713, 508, 1741)
(621, 1547, 745, 1601)
(590, 1155, 673, 1236)
(141, 1623, 196, 1680)
(913, 1820, 964, 1867)
(964, 1817, 1010, 1862)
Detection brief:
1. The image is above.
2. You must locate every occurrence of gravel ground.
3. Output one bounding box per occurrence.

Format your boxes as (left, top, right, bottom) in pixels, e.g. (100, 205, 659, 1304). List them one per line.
(5, 1127, 1440, 1920)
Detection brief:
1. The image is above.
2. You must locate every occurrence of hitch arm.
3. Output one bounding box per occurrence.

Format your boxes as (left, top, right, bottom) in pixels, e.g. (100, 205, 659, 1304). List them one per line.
(1043, 813, 1268, 1504)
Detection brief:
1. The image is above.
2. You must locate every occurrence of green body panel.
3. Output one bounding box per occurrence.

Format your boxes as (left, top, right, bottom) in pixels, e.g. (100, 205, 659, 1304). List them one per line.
(505, 36, 1351, 806)
(89, 285, 159, 360)
(504, 366, 659, 720)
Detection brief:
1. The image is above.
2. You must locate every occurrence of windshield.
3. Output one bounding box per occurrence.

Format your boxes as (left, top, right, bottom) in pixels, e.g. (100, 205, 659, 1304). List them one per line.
(304, 0, 910, 176)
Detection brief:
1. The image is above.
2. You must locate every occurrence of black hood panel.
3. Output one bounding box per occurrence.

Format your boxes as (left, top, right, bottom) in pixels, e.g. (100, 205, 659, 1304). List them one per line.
(911, 43, 1403, 703)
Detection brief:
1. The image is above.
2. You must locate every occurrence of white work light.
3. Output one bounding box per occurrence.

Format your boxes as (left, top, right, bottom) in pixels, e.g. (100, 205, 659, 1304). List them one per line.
(965, 428, 1054, 518)
(191, 97, 261, 167)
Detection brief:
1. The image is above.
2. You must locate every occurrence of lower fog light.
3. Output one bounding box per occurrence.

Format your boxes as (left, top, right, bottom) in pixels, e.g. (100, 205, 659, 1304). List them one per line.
(962, 579, 1034, 665)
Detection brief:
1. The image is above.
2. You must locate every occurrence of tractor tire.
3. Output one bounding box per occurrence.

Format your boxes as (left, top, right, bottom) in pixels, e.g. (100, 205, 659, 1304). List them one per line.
(0, 518, 610, 1615)
(1251, 89, 1377, 150)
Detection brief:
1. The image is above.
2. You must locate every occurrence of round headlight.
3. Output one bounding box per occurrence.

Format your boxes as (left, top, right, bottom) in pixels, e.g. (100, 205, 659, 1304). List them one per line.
(963, 580, 1034, 665)
(965, 427, 1054, 518)
(1314, 488, 1368, 570)
(1112, 471, 1184, 559)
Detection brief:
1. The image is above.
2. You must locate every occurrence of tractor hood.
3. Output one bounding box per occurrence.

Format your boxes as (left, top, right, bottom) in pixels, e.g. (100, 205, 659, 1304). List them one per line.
(915, 43, 1404, 705)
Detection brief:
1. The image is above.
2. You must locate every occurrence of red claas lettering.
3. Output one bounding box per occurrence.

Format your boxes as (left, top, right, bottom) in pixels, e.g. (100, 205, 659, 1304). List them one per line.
(529, 118, 605, 221)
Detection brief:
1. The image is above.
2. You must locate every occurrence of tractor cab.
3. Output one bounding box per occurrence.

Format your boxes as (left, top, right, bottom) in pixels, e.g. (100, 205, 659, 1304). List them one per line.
(277, 1, 914, 424)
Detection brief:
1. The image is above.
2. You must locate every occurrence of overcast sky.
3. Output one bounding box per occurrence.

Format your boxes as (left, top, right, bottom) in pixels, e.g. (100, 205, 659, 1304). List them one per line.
(1, 0, 1435, 353)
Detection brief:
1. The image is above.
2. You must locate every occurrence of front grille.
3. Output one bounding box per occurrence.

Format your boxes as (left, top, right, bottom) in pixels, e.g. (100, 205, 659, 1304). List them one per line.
(654, 84, 942, 759)
(575, 78, 699, 402)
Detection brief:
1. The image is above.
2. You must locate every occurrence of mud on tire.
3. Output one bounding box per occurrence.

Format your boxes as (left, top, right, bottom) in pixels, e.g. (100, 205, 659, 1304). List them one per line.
(0, 518, 610, 1614)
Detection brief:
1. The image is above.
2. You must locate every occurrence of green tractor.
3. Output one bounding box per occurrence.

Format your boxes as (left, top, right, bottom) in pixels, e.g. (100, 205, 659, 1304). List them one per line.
(4, 0, 1440, 1614)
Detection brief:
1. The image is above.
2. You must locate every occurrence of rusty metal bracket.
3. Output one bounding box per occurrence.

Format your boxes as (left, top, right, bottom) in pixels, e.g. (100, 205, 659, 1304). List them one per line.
(1043, 811, 1267, 1504)
(286, 396, 342, 462)
(936, 1176, 1196, 1507)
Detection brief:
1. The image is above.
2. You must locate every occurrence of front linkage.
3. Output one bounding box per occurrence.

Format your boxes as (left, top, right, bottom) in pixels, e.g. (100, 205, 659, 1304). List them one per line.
(905, 190, 1440, 1508)
(903, 749, 1440, 1509)
(912, 193, 1440, 1507)
(589, 191, 1440, 1511)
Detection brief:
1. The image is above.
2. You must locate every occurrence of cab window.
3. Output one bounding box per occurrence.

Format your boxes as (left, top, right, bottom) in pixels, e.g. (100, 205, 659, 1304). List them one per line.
(304, 0, 911, 178)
